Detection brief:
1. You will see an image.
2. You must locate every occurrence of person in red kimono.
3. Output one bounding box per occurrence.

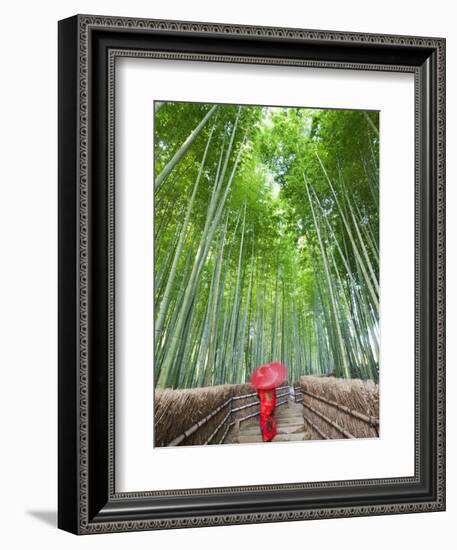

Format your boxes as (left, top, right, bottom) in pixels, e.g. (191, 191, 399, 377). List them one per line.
(250, 361, 286, 443)
(257, 388, 277, 442)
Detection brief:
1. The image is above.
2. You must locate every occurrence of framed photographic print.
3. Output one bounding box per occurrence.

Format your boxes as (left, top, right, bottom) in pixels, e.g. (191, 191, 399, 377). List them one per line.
(58, 14, 446, 534)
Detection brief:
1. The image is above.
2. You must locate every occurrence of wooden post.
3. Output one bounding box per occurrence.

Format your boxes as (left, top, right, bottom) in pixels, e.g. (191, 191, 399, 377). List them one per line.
(233, 419, 241, 443)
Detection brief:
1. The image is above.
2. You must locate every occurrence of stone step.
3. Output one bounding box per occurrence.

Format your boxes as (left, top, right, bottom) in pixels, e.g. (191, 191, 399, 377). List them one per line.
(237, 433, 307, 443)
(240, 424, 304, 435)
(240, 420, 304, 431)
(240, 415, 304, 425)
(240, 414, 303, 427)
(274, 415, 305, 422)
(277, 408, 303, 415)
(240, 422, 305, 433)
(241, 421, 303, 429)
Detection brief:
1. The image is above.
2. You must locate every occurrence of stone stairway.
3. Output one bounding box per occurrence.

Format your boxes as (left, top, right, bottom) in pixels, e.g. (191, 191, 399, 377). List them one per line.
(227, 399, 310, 444)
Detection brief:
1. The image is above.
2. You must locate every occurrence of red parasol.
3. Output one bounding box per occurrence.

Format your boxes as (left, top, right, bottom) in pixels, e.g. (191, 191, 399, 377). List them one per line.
(250, 361, 287, 390)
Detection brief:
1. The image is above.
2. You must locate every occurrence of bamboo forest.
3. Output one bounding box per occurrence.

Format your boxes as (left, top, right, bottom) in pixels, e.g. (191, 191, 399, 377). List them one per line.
(154, 101, 379, 390)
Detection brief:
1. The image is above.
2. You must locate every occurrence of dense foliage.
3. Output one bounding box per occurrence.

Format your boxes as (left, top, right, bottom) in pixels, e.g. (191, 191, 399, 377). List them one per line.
(154, 101, 379, 388)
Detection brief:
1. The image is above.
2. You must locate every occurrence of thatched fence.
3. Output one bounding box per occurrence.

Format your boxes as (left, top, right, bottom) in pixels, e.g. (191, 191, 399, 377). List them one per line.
(154, 383, 289, 446)
(295, 376, 379, 440)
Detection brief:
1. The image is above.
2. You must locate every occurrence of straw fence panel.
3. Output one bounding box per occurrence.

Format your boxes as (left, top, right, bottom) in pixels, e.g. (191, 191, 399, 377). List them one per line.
(154, 383, 253, 446)
(298, 375, 379, 440)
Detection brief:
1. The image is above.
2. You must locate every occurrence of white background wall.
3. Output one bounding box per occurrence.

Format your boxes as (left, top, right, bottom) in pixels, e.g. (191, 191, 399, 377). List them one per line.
(0, 1, 454, 548)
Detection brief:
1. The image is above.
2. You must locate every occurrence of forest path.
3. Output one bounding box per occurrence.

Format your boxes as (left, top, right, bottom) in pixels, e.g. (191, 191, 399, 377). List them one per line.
(228, 399, 310, 444)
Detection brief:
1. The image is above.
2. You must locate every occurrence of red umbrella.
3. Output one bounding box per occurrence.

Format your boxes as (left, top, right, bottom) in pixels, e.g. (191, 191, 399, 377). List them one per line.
(250, 361, 287, 390)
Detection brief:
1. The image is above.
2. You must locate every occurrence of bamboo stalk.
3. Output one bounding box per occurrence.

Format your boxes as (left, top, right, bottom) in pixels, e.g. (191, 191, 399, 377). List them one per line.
(155, 127, 215, 345)
(305, 178, 350, 378)
(157, 111, 243, 386)
(155, 104, 218, 190)
(364, 111, 379, 137)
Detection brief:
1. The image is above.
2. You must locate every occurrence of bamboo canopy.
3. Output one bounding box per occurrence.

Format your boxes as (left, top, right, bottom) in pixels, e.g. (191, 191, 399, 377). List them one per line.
(154, 103, 379, 389)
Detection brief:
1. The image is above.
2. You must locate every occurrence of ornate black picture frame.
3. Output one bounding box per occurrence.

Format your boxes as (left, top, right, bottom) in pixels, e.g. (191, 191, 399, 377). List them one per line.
(58, 14, 446, 534)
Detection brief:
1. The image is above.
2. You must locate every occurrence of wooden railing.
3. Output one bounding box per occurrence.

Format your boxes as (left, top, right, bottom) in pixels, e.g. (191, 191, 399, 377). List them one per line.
(168, 385, 290, 446)
(293, 384, 379, 439)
